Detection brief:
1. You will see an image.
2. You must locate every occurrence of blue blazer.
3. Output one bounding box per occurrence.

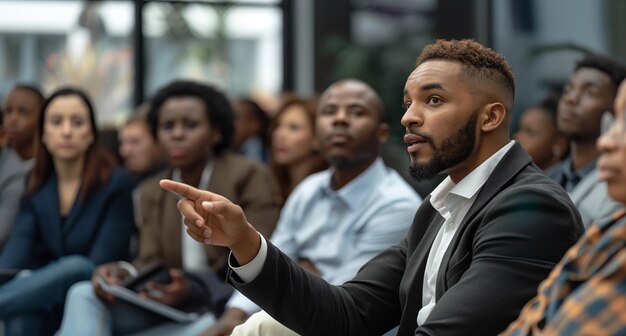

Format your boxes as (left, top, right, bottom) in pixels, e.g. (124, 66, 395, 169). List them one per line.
(0, 167, 136, 269)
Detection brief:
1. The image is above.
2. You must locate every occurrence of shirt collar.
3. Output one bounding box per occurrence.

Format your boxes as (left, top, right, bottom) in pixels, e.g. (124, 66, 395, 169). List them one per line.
(430, 140, 516, 210)
(322, 157, 387, 210)
(562, 156, 597, 181)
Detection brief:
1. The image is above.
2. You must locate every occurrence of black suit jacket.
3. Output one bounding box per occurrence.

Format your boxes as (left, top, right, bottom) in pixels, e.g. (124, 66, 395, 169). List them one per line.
(232, 143, 584, 335)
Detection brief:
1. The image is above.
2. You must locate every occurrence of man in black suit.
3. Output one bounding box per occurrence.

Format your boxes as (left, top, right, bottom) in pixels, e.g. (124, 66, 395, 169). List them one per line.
(161, 39, 584, 336)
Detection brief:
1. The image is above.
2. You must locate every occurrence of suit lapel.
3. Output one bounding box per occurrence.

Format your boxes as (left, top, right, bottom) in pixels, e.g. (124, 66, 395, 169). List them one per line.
(462, 143, 531, 226)
(435, 143, 532, 298)
(400, 199, 445, 329)
(32, 177, 64, 256)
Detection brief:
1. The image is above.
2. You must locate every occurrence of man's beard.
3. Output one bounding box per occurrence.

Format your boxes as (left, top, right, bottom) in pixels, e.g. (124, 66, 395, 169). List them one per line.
(409, 113, 477, 181)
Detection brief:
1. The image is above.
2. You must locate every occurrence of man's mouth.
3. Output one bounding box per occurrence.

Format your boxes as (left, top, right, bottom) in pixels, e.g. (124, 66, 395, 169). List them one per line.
(404, 133, 429, 154)
(328, 133, 350, 145)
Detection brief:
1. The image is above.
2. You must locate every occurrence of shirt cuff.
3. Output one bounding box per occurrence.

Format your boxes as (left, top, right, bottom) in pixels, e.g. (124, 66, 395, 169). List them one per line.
(229, 233, 268, 283)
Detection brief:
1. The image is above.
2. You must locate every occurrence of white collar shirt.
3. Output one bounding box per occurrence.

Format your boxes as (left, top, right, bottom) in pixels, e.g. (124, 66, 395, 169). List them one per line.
(417, 140, 515, 326)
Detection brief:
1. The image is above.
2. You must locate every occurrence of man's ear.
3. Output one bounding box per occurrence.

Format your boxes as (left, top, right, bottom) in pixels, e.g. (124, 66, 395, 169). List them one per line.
(480, 102, 507, 133)
(377, 123, 390, 144)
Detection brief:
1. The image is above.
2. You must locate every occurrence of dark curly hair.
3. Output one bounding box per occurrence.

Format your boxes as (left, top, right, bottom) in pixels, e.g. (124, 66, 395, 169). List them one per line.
(147, 80, 234, 155)
(575, 55, 626, 89)
(416, 39, 515, 101)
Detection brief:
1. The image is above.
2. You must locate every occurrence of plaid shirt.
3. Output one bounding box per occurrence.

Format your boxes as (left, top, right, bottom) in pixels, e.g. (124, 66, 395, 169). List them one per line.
(501, 208, 626, 336)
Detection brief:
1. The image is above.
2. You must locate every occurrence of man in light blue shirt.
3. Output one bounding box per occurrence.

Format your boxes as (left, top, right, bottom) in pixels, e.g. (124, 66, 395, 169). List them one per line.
(204, 79, 421, 336)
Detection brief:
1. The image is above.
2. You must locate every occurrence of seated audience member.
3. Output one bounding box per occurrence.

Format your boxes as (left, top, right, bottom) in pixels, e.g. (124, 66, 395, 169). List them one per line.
(0, 132, 30, 250)
(118, 116, 166, 185)
(58, 80, 282, 336)
(2, 84, 44, 161)
(0, 105, 4, 145)
(0, 85, 44, 248)
(501, 79, 626, 336)
(514, 93, 568, 171)
(0, 87, 135, 335)
(232, 98, 270, 162)
(162, 39, 584, 336)
(547, 55, 626, 228)
(204, 80, 421, 336)
(268, 95, 327, 200)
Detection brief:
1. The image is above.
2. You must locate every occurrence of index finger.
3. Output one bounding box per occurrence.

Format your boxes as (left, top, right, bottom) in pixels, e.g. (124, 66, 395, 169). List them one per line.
(159, 179, 202, 201)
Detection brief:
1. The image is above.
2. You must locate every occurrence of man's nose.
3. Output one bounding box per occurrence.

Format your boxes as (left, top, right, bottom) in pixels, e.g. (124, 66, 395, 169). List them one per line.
(401, 106, 423, 128)
(597, 124, 619, 152)
(561, 90, 579, 106)
(332, 109, 349, 125)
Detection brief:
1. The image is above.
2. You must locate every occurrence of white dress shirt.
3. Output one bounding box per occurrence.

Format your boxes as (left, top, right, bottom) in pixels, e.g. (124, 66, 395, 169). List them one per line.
(173, 162, 214, 273)
(417, 140, 515, 325)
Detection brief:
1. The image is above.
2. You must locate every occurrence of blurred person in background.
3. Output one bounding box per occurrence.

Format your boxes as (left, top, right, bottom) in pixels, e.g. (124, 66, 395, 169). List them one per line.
(232, 98, 270, 163)
(118, 113, 168, 261)
(0, 87, 136, 336)
(2, 84, 44, 162)
(514, 93, 569, 171)
(58, 80, 282, 336)
(0, 85, 45, 248)
(118, 116, 166, 185)
(547, 55, 626, 228)
(0, 105, 5, 146)
(268, 95, 327, 200)
(501, 79, 626, 336)
(199, 79, 420, 336)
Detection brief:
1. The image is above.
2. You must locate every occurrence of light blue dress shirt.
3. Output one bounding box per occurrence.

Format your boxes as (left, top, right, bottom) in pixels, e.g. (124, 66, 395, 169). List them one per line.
(228, 157, 421, 314)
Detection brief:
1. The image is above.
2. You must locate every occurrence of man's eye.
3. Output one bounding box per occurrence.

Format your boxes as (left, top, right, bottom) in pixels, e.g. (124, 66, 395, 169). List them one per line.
(349, 107, 365, 116)
(427, 97, 443, 105)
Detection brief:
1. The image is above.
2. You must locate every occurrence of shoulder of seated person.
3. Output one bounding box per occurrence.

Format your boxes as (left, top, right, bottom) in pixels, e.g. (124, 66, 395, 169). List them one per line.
(135, 170, 171, 198)
(215, 151, 271, 178)
(107, 167, 139, 191)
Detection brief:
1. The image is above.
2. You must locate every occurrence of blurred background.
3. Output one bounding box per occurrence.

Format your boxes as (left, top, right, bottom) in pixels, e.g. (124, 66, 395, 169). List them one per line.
(0, 0, 624, 158)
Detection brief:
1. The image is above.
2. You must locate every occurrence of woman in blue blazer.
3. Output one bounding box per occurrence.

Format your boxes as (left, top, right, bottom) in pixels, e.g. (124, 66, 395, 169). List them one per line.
(0, 87, 135, 335)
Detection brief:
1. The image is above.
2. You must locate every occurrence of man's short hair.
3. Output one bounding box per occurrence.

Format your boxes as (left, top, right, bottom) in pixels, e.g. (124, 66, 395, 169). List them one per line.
(415, 39, 515, 101)
(12, 84, 45, 103)
(575, 55, 626, 89)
